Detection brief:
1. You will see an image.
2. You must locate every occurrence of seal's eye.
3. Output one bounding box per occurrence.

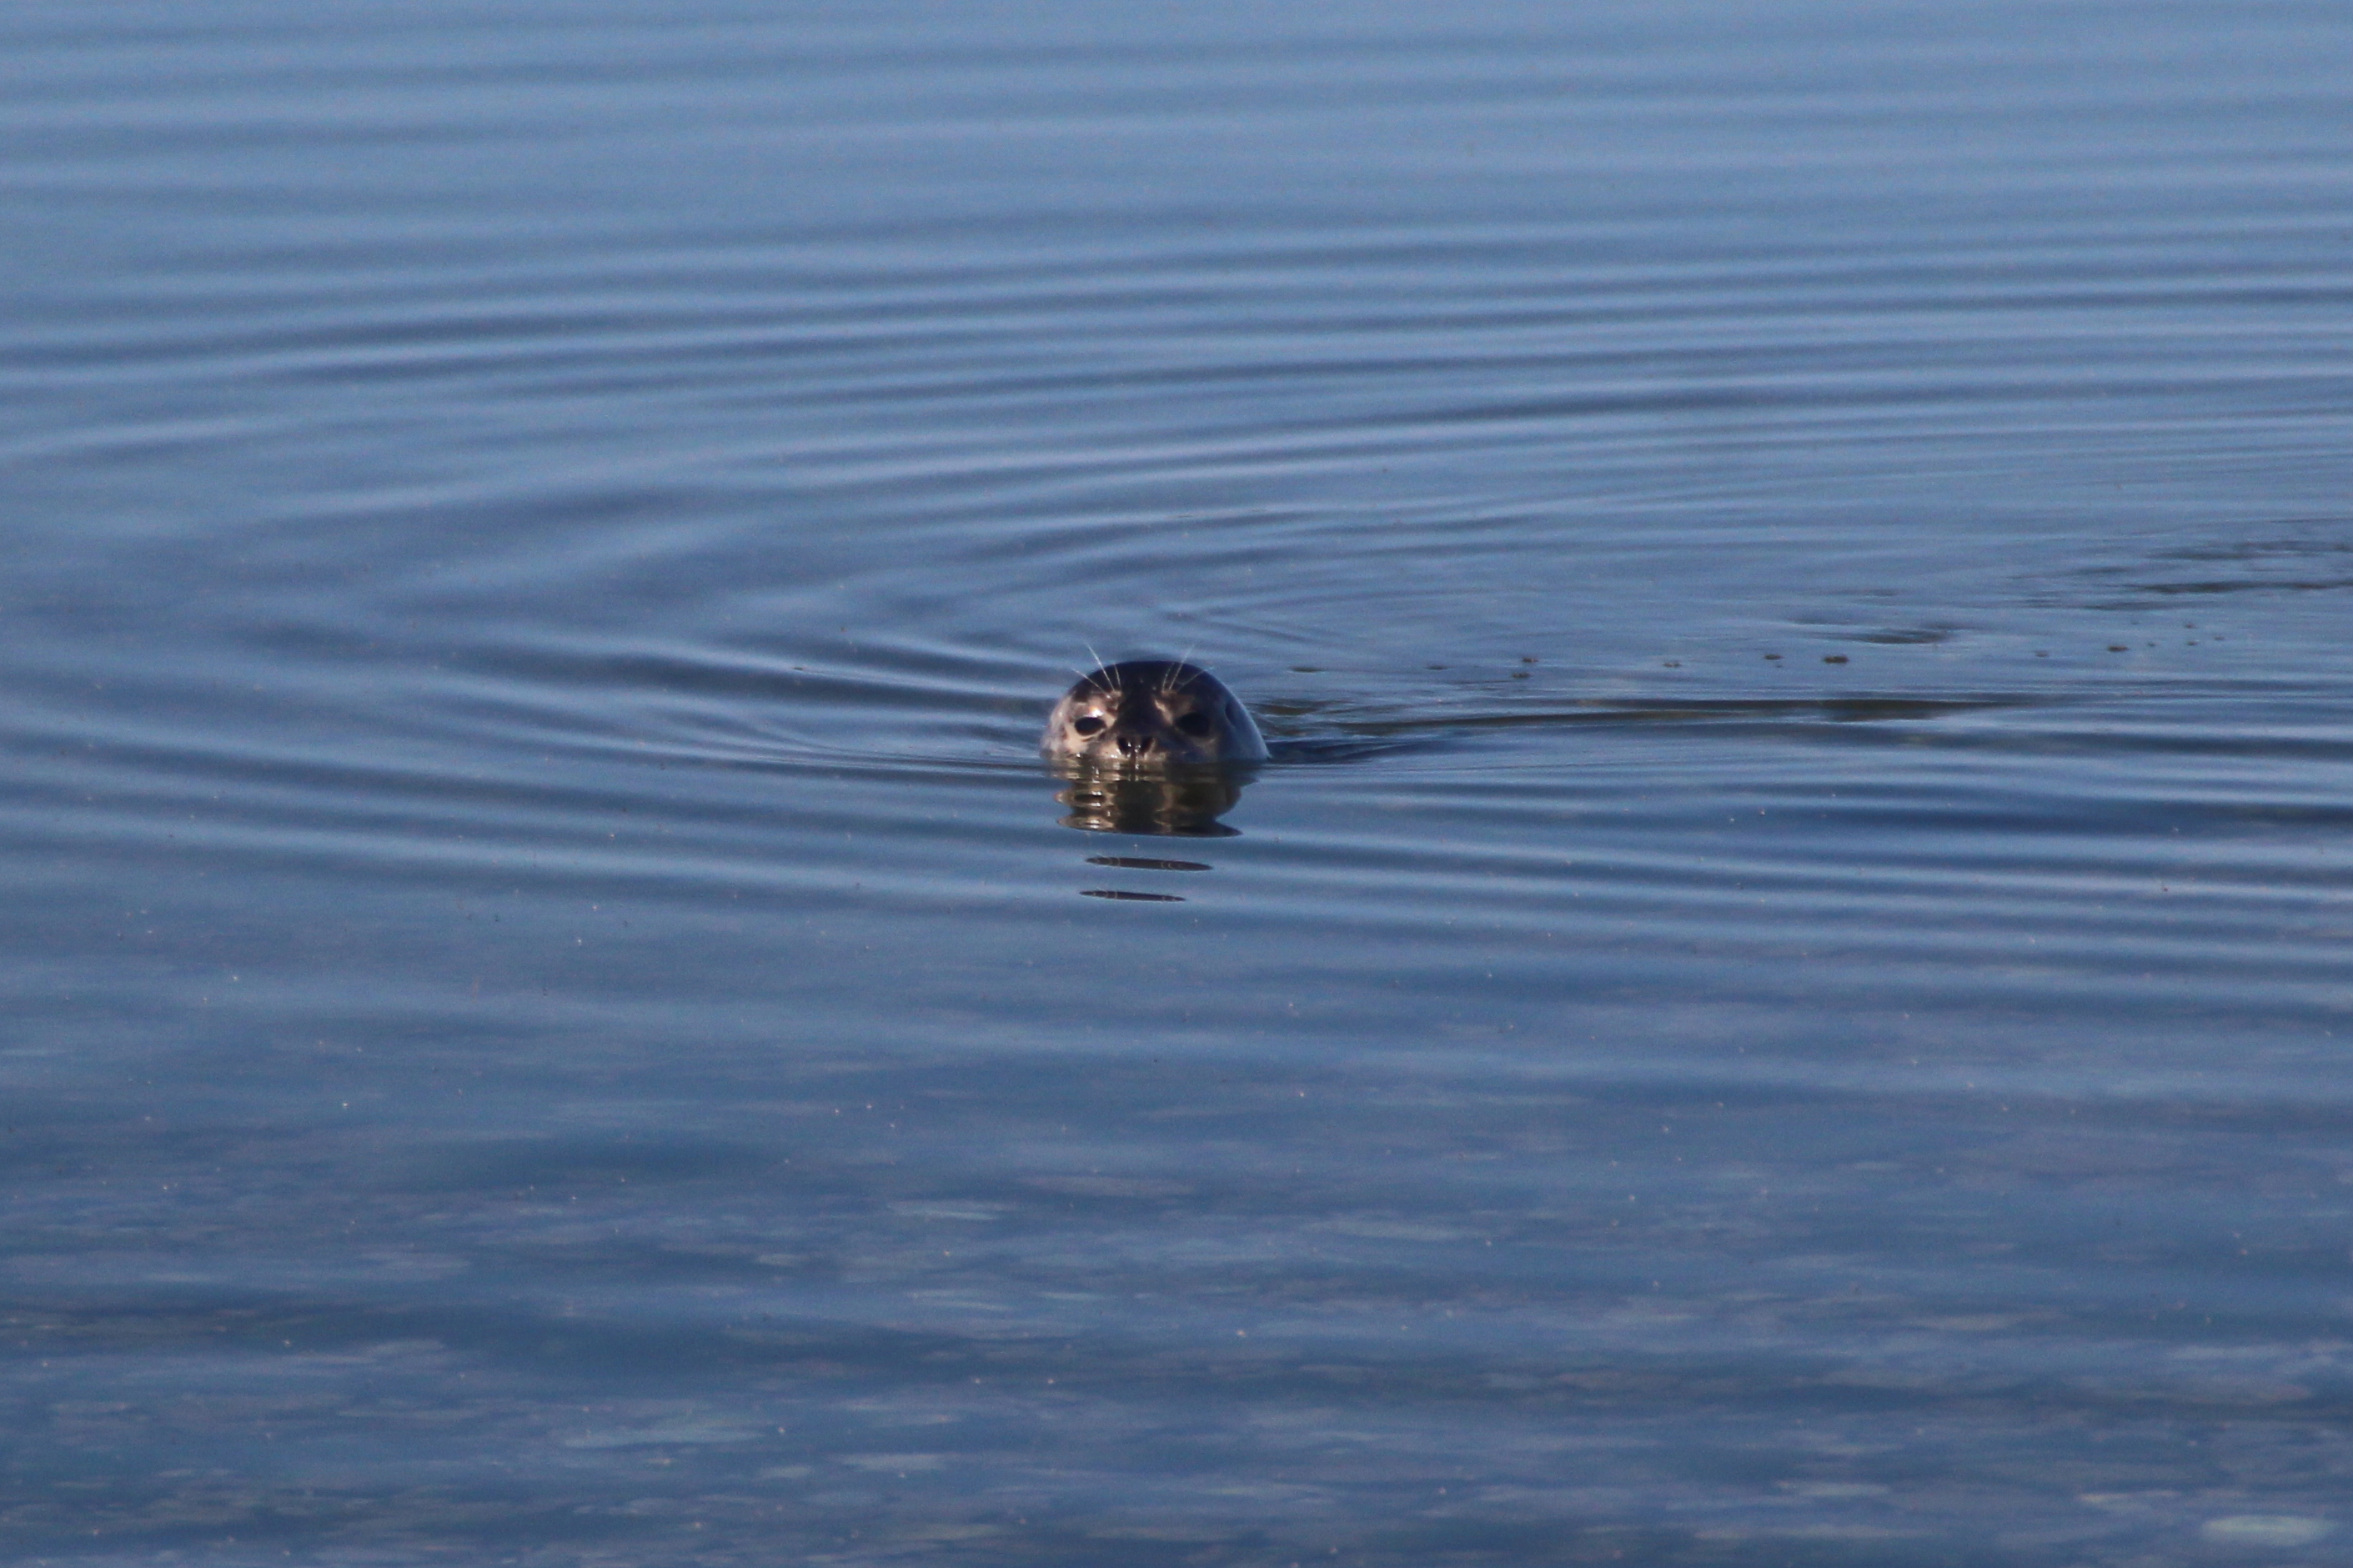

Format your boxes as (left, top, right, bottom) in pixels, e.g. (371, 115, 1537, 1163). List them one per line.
(1174, 712, 1212, 738)
(1071, 715, 1106, 736)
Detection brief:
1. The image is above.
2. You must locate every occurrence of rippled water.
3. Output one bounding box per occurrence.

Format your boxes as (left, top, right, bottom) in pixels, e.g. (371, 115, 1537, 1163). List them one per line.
(8, 2, 2353, 1563)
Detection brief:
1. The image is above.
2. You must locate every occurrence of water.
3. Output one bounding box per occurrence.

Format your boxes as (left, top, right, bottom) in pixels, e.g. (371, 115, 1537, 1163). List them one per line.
(6, 1, 2353, 1562)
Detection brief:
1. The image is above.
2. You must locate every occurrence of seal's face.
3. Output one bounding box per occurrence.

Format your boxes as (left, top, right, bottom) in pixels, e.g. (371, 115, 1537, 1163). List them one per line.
(1041, 659, 1268, 771)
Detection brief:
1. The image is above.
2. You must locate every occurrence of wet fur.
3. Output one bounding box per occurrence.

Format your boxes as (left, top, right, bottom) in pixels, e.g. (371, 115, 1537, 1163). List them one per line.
(1041, 659, 1268, 770)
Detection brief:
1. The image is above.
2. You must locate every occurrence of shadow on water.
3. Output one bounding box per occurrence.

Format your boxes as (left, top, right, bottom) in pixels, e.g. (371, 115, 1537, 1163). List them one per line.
(1042, 693, 2040, 838)
(1259, 692, 2044, 763)
(1051, 764, 1255, 838)
(1054, 769, 1247, 899)
(1042, 693, 2043, 891)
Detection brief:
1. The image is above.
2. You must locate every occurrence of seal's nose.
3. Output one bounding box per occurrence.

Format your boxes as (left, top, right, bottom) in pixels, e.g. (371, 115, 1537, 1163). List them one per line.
(1115, 731, 1154, 758)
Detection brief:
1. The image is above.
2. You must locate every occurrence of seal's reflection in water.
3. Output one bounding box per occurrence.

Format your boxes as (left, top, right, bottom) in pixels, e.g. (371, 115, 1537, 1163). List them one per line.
(1051, 764, 1255, 837)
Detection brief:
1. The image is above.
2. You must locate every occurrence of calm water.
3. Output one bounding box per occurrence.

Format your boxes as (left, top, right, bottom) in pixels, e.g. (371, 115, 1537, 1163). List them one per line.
(7, 2, 2353, 1562)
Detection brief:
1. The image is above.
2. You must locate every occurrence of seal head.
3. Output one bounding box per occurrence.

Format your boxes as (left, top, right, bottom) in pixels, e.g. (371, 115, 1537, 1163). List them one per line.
(1041, 659, 1268, 771)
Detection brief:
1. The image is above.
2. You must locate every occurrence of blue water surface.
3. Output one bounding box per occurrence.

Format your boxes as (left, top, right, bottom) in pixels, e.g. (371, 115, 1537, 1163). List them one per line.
(5, 2, 2353, 1562)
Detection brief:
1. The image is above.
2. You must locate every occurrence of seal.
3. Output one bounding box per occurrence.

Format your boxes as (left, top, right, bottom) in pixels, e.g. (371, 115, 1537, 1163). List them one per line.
(1041, 659, 1268, 770)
